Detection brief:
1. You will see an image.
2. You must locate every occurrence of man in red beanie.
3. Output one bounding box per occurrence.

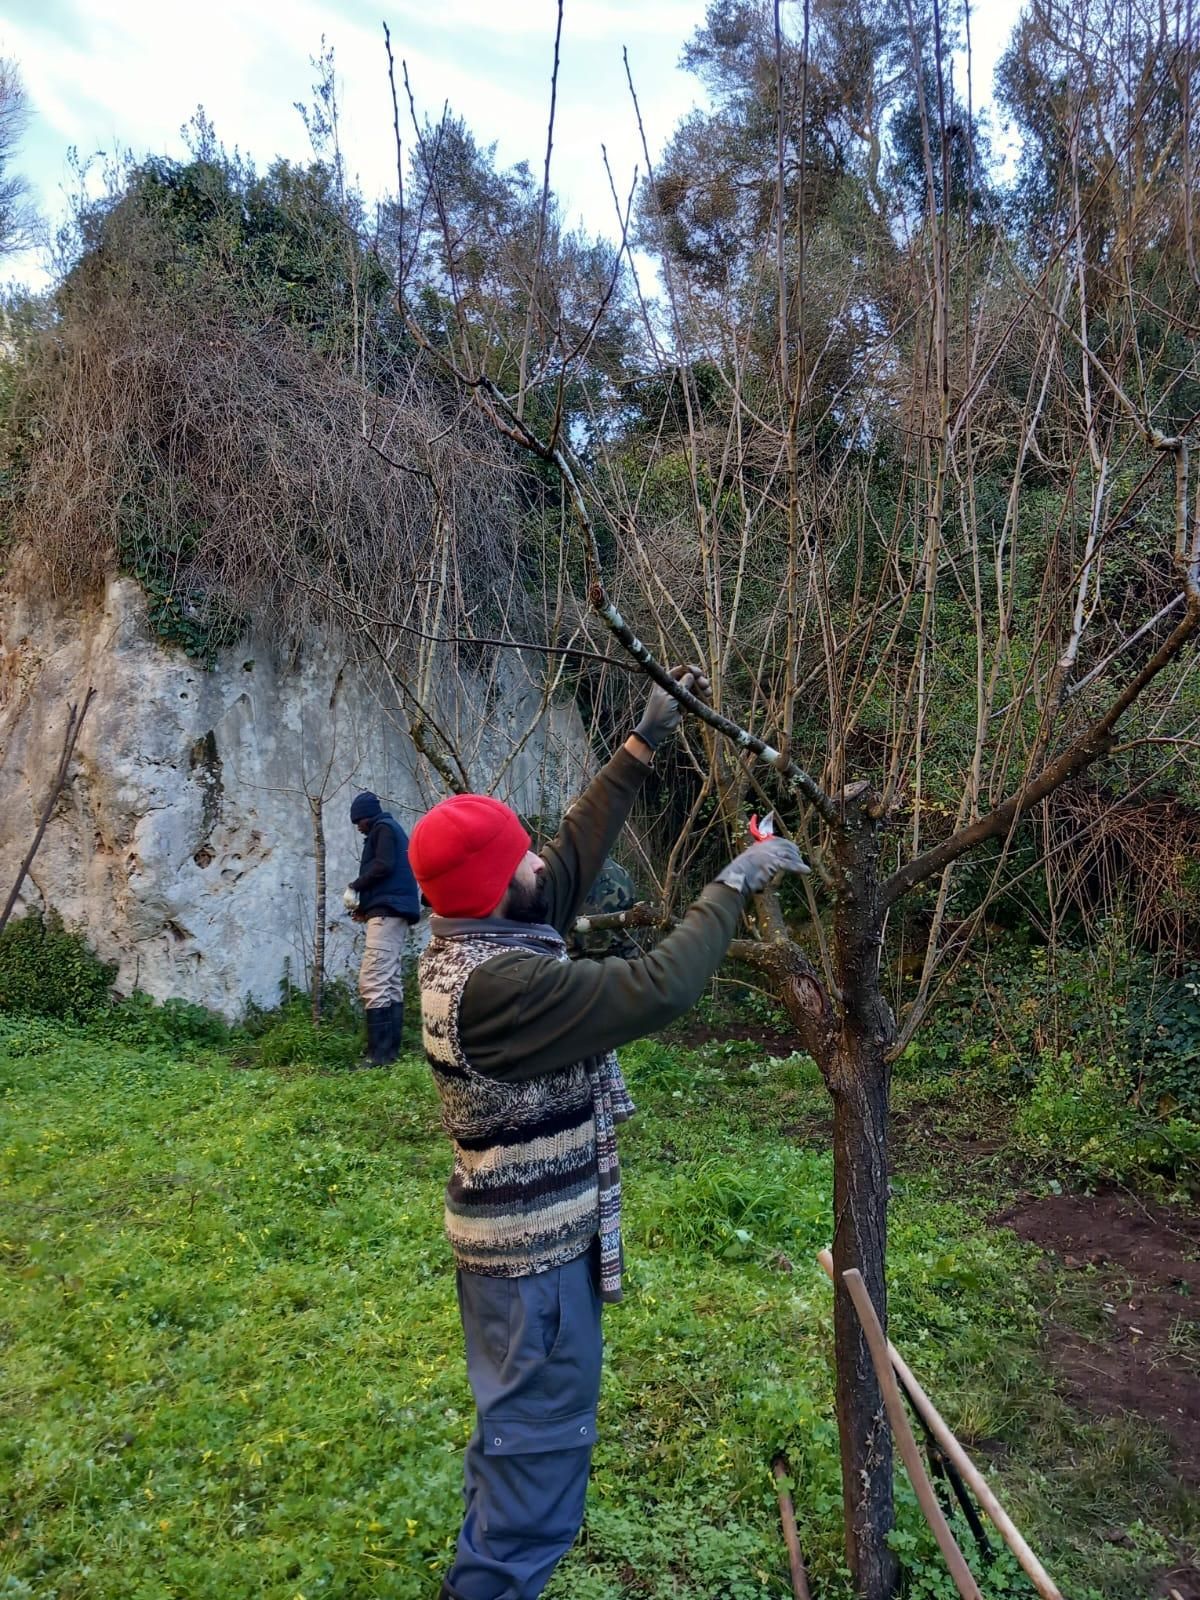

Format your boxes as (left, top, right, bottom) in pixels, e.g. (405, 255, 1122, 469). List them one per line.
(409, 667, 806, 1600)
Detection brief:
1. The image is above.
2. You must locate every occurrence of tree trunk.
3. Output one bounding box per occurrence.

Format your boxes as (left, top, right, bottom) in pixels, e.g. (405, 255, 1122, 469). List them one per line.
(829, 1036, 894, 1598)
(310, 794, 326, 1025)
(828, 790, 897, 1600)
(719, 796, 900, 1598)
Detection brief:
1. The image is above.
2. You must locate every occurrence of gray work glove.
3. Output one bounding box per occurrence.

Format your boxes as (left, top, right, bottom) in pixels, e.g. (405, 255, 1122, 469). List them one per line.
(633, 663, 712, 751)
(716, 837, 810, 895)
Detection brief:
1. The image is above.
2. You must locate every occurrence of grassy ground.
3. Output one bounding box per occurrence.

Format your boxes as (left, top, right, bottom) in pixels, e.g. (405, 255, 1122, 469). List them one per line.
(1, 1014, 1195, 1599)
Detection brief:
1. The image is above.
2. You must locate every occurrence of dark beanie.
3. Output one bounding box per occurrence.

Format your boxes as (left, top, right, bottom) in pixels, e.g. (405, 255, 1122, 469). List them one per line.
(350, 791, 383, 823)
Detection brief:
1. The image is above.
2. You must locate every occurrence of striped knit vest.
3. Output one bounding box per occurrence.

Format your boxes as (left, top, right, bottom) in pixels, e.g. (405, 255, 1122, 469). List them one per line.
(420, 932, 606, 1278)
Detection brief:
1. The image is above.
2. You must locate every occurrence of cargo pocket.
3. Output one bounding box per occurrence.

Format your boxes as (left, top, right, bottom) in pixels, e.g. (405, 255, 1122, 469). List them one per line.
(480, 1411, 596, 1456)
(481, 1255, 602, 1454)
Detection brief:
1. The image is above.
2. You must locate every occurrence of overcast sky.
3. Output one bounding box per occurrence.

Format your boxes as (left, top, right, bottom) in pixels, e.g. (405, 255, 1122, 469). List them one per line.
(2, 0, 1024, 293)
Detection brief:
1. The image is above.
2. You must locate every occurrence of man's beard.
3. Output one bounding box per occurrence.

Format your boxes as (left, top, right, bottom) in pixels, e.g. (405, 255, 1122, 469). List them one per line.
(504, 877, 551, 924)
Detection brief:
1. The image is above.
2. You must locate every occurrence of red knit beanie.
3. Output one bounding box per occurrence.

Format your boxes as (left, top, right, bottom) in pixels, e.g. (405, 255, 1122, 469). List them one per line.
(408, 793, 532, 918)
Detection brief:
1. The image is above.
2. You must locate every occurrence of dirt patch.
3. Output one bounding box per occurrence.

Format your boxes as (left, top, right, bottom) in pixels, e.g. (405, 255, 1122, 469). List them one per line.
(1156, 1567, 1200, 1600)
(667, 1017, 799, 1056)
(994, 1190, 1200, 1483)
(891, 1096, 1009, 1171)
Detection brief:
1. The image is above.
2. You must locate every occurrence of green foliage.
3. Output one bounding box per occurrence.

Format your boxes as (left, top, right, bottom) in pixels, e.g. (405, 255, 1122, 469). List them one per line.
(691, 980, 791, 1037)
(645, 1143, 833, 1262)
(1016, 1051, 1200, 1187)
(254, 1010, 360, 1073)
(1131, 966, 1200, 1119)
(0, 914, 231, 1044)
(99, 991, 230, 1051)
(140, 575, 243, 667)
(0, 910, 116, 1021)
(0, 1021, 1191, 1598)
(72, 144, 389, 354)
(895, 930, 1200, 1191)
(240, 987, 364, 1073)
(887, 1526, 1055, 1599)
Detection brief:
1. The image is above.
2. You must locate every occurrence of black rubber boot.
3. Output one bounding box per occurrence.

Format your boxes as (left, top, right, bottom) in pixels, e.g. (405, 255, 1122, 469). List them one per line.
(362, 1006, 392, 1067)
(388, 999, 405, 1060)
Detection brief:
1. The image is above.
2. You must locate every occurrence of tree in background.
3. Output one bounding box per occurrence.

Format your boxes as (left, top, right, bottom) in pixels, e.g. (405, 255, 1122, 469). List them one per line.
(0, 57, 35, 260)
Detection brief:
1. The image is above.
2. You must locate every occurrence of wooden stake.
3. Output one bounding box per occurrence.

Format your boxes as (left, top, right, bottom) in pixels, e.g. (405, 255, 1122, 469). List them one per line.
(772, 1453, 813, 1600)
(817, 1250, 1065, 1600)
(842, 1268, 984, 1600)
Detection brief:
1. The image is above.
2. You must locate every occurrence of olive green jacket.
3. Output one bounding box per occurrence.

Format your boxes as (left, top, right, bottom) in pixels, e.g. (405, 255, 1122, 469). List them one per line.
(441, 747, 745, 1081)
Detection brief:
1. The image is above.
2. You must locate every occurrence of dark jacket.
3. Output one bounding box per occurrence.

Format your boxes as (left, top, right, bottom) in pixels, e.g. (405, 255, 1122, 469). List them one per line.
(350, 813, 420, 921)
(450, 748, 746, 1080)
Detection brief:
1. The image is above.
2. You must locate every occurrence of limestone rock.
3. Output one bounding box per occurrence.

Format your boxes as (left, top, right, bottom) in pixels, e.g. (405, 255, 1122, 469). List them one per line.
(0, 572, 588, 1016)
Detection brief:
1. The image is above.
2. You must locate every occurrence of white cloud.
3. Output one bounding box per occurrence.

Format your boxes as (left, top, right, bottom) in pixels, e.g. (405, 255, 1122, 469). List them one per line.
(1, 0, 1024, 292)
(2, 0, 705, 287)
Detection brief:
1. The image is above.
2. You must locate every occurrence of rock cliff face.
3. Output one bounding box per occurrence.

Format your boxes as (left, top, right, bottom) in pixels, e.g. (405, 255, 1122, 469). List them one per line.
(0, 573, 587, 1015)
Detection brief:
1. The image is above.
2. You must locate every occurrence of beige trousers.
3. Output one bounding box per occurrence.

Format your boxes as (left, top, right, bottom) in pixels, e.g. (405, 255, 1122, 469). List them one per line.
(358, 917, 408, 1009)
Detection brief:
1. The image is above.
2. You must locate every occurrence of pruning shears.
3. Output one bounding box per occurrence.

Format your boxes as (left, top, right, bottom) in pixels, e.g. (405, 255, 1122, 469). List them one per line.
(748, 811, 776, 842)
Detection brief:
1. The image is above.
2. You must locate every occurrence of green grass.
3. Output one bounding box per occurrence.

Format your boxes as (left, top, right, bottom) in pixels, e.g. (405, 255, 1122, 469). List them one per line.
(0, 1016, 1195, 1598)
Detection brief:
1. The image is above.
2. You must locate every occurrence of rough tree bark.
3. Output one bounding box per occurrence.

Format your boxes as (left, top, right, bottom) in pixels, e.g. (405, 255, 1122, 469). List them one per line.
(738, 790, 898, 1596)
(825, 789, 896, 1600)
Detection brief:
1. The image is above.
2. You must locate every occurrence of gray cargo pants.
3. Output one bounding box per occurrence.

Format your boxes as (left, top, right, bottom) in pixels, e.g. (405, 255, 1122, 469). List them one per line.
(357, 915, 407, 1009)
(446, 1244, 602, 1600)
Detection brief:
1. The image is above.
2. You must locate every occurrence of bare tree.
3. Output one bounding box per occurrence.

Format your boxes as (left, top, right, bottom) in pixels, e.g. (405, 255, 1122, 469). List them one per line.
(0, 57, 35, 258)
(386, 1, 1199, 1593)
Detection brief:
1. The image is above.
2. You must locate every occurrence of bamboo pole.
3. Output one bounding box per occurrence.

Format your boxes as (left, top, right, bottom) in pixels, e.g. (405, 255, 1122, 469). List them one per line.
(818, 1249, 1064, 1600)
(842, 1268, 985, 1600)
(772, 1452, 813, 1600)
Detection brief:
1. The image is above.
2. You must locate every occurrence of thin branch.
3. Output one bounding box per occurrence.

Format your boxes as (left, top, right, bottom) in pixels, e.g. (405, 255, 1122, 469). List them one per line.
(516, 0, 563, 422)
(470, 373, 842, 828)
(0, 689, 97, 936)
(884, 597, 1200, 906)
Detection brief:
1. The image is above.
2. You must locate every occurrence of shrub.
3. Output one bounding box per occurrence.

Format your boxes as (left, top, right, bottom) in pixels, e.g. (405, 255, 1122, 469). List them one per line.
(1129, 963, 1200, 1119)
(1015, 1049, 1200, 1189)
(250, 994, 362, 1072)
(239, 976, 360, 1037)
(0, 910, 116, 1021)
(100, 991, 230, 1049)
(0, 1014, 74, 1057)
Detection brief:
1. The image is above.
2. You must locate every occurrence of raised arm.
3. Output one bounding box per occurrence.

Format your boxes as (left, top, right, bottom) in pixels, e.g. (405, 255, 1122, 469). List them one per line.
(462, 838, 807, 1078)
(538, 665, 710, 934)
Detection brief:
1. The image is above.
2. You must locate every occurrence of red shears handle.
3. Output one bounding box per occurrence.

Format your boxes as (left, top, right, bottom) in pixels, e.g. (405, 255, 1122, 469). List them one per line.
(748, 811, 775, 842)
